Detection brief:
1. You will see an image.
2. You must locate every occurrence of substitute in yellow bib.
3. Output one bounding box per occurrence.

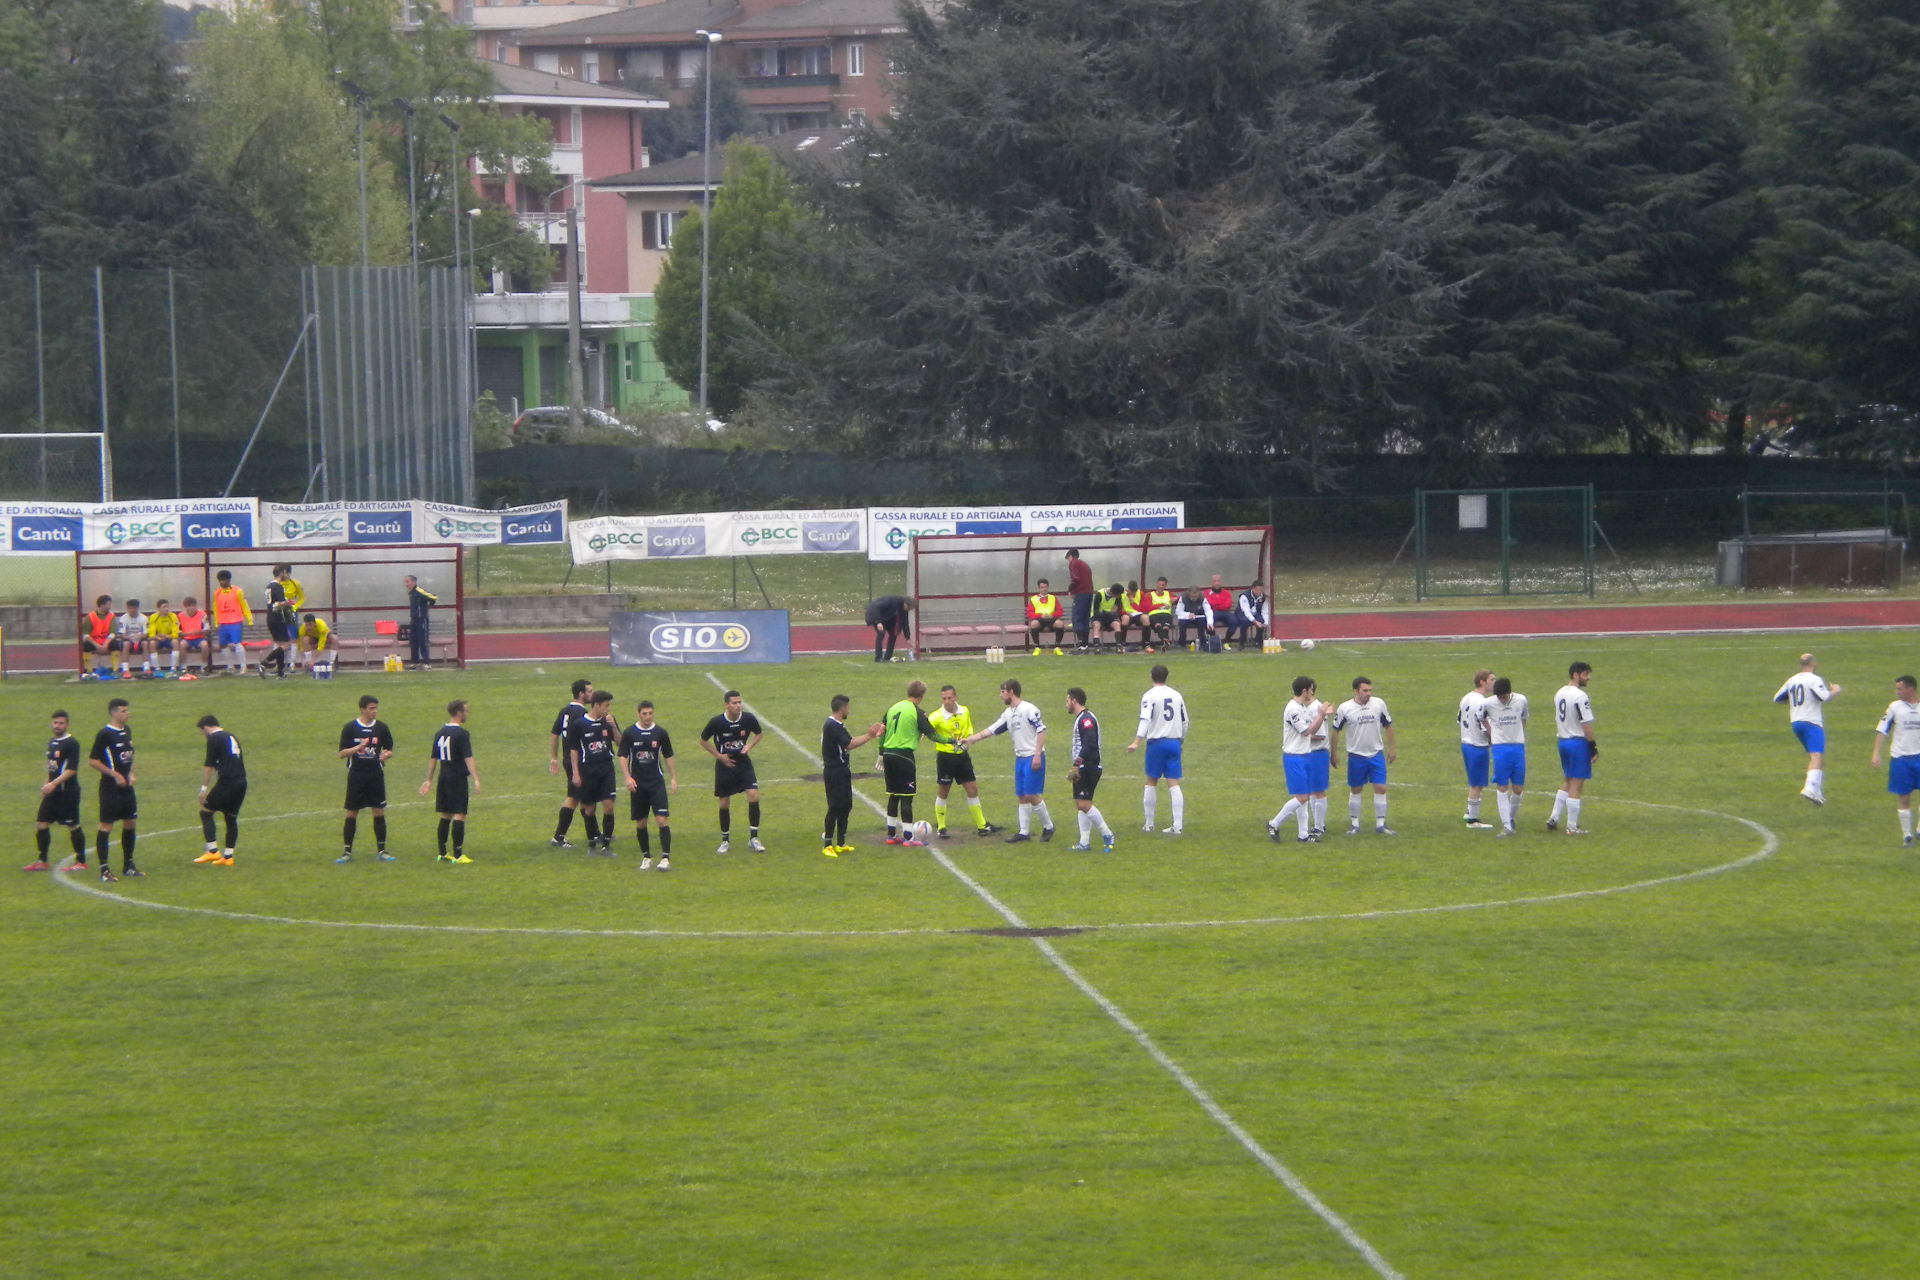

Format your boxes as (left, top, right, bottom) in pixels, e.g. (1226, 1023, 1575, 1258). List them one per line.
(928, 684, 1000, 838)
(1026, 578, 1065, 654)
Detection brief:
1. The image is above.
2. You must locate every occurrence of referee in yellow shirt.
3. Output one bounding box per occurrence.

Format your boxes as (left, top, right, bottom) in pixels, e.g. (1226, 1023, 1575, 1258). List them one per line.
(927, 684, 1000, 838)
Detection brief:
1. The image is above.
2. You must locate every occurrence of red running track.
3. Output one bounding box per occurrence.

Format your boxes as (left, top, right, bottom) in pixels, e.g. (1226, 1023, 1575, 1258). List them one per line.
(10, 599, 1914, 674)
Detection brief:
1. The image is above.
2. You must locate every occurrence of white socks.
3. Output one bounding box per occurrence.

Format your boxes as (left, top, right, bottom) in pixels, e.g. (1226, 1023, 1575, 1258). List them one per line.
(1033, 801, 1052, 833)
(1902, 809, 1915, 838)
(1018, 802, 1032, 835)
(1466, 795, 1481, 819)
(1169, 786, 1183, 830)
(1550, 790, 1568, 822)
(1142, 786, 1157, 827)
(1496, 790, 1511, 826)
(1568, 797, 1582, 829)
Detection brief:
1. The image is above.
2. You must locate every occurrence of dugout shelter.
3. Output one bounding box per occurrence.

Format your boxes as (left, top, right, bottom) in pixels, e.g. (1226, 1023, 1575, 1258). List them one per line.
(73, 544, 465, 671)
(908, 526, 1272, 655)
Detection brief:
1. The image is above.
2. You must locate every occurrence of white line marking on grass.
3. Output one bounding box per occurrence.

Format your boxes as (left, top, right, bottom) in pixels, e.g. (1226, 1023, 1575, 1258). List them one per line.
(706, 674, 1407, 1280)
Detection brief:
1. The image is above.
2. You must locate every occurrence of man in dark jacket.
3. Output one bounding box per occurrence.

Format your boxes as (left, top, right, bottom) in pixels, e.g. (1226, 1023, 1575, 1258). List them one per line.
(404, 575, 439, 669)
(866, 595, 915, 663)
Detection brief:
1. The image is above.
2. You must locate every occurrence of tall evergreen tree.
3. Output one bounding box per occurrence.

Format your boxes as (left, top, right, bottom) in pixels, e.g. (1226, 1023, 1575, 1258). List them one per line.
(765, 0, 1480, 480)
(1323, 0, 1749, 461)
(1741, 0, 1920, 454)
(0, 0, 283, 269)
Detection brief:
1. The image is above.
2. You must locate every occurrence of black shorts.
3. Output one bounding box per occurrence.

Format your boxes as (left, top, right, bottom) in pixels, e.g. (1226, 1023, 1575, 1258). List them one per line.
(204, 779, 247, 816)
(37, 787, 80, 827)
(268, 614, 295, 643)
(344, 770, 387, 813)
(1028, 617, 1063, 634)
(435, 778, 469, 816)
(823, 768, 853, 810)
(98, 783, 137, 824)
(714, 756, 758, 798)
(82, 638, 120, 654)
(628, 778, 670, 821)
(881, 751, 917, 797)
(1071, 766, 1102, 803)
(1092, 609, 1120, 625)
(573, 763, 617, 805)
(936, 751, 976, 787)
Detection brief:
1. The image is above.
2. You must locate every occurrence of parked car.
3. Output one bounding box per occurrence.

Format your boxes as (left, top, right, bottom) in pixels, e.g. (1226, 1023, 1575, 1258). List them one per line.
(508, 406, 637, 445)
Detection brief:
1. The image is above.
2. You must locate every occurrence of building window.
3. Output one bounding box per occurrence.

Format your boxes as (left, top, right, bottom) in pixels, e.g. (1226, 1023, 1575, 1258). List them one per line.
(583, 52, 599, 83)
(846, 42, 864, 76)
(790, 45, 829, 75)
(643, 210, 678, 250)
(846, 108, 868, 127)
(533, 50, 560, 73)
(558, 106, 583, 150)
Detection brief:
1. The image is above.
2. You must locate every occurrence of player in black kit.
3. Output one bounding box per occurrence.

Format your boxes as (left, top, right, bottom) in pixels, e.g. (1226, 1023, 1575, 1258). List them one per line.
(566, 690, 620, 854)
(700, 689, 765, 853)
(1065, 687, 1116, 853)
(421, 700, 480, 863)
(26, 710, 85, 872)
(336, 694, 396, 862)
(619, 699, 678, 870)
(820, 694, 884, 857)
(548, 679, 592, 848)
(195, 714, 247, 866)
(87, 697, 140, 881)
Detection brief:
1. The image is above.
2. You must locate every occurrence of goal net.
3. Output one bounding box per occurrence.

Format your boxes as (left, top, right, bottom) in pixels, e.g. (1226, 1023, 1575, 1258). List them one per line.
(908, 526, 1272, 654)
(0, 433, 109, 502)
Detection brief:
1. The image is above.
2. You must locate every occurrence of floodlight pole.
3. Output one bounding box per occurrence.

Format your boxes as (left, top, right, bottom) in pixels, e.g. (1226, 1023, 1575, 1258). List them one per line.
(695, 29, 722, 422)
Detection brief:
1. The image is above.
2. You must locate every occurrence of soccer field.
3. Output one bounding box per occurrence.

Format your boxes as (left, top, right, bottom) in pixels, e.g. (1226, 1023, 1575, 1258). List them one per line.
(5, 633, 1917, 1278)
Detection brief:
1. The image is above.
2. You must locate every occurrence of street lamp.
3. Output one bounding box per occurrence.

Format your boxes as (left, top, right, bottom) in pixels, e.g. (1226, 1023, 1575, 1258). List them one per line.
(393, 97, 420, 270)
(694, 29, 722, 421)
(341, 79, 370, 270)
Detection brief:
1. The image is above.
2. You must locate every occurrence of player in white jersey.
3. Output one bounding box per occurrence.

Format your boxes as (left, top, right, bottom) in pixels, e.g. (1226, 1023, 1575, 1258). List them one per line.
(1458, 669, 1496, 828)
(1481, 677, 1530, 836)
(1267, 676, 1332, 843)
(1332, 676, 1396, 836)
(1546, 661, 1596, 834)
(963, 677, 1054, 843)
(1774, 653, 1840, 804)
(1869, 674, 1920, 846)
(1126, 664, 1189, 834)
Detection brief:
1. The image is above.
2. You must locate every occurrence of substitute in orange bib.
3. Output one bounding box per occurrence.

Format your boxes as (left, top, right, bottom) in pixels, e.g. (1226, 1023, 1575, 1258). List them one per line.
(212, 570, 253, 675)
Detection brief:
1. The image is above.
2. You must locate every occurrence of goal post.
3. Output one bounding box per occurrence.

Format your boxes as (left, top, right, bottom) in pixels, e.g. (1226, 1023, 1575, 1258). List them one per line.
(0, 432, 109, 503)
(908, 526, 1273, 655)
(73, 544, 465, 672)
(1413, 486, 1595, 600)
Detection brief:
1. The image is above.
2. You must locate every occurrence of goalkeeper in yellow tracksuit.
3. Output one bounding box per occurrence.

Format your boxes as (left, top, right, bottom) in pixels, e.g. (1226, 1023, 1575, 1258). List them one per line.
(927, 683, 1000, 839)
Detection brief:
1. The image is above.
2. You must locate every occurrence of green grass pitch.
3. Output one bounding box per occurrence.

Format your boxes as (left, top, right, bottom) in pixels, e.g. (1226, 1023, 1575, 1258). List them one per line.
(5, 633, 1918, 1278)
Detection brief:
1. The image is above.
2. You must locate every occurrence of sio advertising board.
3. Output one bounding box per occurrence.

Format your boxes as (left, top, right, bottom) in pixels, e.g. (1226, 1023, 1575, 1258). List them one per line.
(609, 610, 792, 666)
(865, 503, 1184, 562)
(570, 509, 865, 564)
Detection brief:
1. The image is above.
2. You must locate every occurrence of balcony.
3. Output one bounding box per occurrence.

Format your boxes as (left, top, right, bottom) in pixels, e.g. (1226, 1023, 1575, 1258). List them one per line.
(472, 292, 635, 328)
(741, 73, 841, 88)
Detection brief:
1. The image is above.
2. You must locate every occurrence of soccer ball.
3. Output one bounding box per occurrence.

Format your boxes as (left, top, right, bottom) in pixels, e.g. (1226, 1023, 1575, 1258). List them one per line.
(1299, 638, 1316, 651)
(911, 820, 934, 843)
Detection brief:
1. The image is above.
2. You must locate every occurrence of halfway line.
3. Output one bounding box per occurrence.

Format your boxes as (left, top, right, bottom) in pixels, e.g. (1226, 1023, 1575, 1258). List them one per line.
(708, 672, 1406, 1279)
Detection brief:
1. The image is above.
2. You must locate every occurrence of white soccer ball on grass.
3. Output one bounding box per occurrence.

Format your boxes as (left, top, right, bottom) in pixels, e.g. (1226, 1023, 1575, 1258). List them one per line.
(1299, 638, 1316, 651)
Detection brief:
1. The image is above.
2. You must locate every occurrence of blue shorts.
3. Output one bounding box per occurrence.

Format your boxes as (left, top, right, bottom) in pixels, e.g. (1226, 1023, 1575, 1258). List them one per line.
(1308, 749, 1330, 792)
(1346, 753, 1387, 788)
(1888, 756, 1920, 796)
(217, 622, 244, 647)
(1013, 755, 1046, 796)
(1143, 738, 1183, 781)
(1461, 743, 1490, 788)
(1492, 743, 1527, 787)
(1283, 753, 1312, 796)
(1792, 722, 1825, 755)
(1558, 737, 1595, 780)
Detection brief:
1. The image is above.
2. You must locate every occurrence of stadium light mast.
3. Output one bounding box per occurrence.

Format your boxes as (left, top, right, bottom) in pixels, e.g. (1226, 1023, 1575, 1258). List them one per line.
(694, 29, 722, 423)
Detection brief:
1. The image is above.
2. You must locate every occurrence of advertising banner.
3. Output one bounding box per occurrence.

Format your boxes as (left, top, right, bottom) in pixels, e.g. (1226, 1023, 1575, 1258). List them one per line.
(262, 500, 567, 548)
(570, 509, 866, 564)
(2, 500, 259, 554)
(865, 503, 1185, 561)
(609, 610, 792, 666)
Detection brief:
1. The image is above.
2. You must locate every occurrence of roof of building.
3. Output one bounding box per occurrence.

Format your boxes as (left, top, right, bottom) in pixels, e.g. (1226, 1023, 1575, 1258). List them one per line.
(591, 125, 865, 190)
(489, 61, 668, 106)
(520, 0, 909, 44)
